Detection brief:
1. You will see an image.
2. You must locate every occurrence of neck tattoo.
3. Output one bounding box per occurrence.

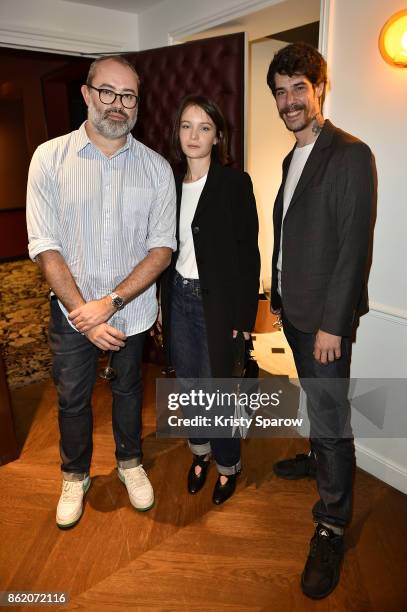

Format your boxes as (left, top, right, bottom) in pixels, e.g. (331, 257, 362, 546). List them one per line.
(311, 116, 324, 136)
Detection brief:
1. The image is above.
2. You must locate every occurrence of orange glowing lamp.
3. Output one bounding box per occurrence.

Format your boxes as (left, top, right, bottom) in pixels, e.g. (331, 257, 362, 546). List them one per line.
(379, 9, 407, 67)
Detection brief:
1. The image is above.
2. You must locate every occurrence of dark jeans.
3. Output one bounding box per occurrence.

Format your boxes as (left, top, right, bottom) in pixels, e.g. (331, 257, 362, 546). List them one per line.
(49, 298, 145, 477)
(170, 271, 241, 476)
(282, 313, 355, 529)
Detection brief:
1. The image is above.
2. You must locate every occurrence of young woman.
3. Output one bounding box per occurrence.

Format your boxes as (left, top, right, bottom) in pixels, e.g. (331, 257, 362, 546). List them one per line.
(162, 95, 260, 505)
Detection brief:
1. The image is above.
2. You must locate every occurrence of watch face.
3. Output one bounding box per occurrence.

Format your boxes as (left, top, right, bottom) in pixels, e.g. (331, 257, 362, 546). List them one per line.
(112, 295, 124, 309)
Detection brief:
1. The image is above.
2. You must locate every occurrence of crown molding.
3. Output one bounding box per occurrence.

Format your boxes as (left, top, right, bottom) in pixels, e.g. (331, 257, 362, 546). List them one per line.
(169, 0, 284, 41)
(0, 21, 124, 55)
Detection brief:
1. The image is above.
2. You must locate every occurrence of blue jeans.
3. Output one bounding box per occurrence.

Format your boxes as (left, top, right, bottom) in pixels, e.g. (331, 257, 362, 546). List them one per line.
(170, 271, 241, 476)
(49, 298, 145, 479)
(282, 313, 355, 528)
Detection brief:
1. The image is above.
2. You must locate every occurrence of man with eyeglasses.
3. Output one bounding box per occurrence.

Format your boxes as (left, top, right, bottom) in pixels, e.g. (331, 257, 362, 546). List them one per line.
(26, 55, 176, 529)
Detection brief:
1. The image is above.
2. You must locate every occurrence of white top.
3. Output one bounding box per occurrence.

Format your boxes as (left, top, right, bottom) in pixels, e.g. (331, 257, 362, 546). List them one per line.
(26, 122, 177, 335)
(277, 142, 315, 296)
(175, 174, 207, 279)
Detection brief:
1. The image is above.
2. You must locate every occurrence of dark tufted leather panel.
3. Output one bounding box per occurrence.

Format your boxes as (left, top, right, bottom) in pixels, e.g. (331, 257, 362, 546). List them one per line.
(127, 32, 245, 170)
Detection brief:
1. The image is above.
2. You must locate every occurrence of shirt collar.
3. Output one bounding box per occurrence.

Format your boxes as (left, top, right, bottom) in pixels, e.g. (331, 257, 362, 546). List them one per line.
(75, 121, 137, 157)
(75, 122, 91, 153)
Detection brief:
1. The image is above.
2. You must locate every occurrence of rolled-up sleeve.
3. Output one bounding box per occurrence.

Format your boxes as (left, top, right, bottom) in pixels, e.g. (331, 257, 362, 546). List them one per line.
(146, 161, 177, 252)
(26, 146, 62, 261)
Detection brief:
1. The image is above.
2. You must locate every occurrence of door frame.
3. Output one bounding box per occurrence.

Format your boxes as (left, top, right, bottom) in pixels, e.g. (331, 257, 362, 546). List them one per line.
(318, 0, 333, 114)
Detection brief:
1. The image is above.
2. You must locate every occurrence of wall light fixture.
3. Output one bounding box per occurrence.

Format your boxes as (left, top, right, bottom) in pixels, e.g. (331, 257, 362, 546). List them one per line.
(379, 9, 407, 67)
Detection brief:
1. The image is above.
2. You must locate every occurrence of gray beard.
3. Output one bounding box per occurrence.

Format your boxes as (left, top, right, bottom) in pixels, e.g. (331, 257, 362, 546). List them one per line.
(88, 103, 137, 140)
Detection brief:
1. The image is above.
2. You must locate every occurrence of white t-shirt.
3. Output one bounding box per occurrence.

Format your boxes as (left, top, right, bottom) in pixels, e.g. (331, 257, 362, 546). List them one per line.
(175, 174, 207, 279)
(277, 142, 315, 296)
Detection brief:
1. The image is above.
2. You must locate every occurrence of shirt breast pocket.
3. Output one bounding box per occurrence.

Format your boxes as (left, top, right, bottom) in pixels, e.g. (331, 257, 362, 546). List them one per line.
(122, 187, 153, 234)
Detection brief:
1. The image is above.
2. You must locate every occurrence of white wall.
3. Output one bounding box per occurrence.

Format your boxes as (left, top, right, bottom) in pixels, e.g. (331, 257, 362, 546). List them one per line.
(248, 38, 295, 285)
(0, 0, 139, 54)
(325, 0, 407, 493)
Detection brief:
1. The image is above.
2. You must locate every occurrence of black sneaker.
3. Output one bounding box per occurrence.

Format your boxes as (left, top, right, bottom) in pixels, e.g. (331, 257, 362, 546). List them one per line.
(301, 524, 344, 599)
(273, 451, 317, 480)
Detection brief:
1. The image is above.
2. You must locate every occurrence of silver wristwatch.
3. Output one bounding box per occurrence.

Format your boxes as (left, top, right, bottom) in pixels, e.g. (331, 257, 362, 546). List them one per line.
(110, 292, 125, 310)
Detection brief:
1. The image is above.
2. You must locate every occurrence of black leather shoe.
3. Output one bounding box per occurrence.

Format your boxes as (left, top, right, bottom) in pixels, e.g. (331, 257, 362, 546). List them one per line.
(273, 452, 317, 480)
(212, 472, 240, 505)
(187, 455, 210, 494)
(301, 524, 344, 599)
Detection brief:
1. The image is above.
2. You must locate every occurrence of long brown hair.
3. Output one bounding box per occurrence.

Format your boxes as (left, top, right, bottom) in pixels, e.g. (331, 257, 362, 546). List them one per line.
(172, 94, 229, 165)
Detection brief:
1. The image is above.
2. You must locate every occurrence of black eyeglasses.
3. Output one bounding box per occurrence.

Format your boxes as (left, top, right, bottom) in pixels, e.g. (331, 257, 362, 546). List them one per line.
(86, 84, 140, 109)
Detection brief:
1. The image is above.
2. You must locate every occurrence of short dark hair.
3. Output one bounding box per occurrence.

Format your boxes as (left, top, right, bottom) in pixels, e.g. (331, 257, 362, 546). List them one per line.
(86, 55, 140, 87)
(172, 94, 229, 165)
(267, 43, 327, 97)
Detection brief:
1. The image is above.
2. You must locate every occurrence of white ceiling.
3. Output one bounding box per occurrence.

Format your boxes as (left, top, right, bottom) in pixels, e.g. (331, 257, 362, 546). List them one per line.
(63, 0, 164, 14)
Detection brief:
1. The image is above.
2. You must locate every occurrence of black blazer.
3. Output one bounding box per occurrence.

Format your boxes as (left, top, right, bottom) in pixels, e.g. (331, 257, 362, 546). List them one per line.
(271, 120, 376, 337)
(161, 161, 260, 377)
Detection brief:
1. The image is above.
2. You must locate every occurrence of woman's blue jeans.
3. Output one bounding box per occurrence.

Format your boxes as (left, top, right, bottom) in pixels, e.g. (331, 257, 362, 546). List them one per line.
(170, 271, 241, 476)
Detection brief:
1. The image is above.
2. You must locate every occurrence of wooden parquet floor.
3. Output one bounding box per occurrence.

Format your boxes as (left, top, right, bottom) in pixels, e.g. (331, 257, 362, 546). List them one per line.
(1, 364, 406, 611)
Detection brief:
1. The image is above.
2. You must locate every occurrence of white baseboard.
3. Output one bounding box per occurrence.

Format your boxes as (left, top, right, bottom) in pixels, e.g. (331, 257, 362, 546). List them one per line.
(355, 441, 407, 495)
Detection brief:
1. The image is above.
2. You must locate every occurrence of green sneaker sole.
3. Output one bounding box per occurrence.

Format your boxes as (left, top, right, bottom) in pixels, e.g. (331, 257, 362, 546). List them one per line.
(118, 472, 154, 512)
(134, 501, 155, 512)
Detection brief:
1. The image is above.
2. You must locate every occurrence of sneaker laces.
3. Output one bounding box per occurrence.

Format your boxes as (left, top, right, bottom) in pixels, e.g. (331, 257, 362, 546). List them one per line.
(60, 480, 84, 503)
(123, 465, 149, 489)
(310, 527, 336, 564)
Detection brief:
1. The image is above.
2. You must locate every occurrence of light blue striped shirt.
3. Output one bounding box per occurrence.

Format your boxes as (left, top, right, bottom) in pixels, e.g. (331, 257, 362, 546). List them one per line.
(26, 122, 176, 336)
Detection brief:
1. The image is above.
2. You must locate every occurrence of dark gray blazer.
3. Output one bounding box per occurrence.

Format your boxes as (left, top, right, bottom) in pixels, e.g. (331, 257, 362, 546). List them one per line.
(271, 120, 376, 337)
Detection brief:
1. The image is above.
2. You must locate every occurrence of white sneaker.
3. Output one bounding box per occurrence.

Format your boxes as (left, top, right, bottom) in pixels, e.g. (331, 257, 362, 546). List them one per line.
(118, 465, 154, 511)
(56, 475, 91, 529)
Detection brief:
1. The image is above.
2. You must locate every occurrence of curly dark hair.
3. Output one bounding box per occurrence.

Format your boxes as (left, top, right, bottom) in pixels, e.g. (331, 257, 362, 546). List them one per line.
(267, 43, 327, 97)
(172, 94, 229, 165)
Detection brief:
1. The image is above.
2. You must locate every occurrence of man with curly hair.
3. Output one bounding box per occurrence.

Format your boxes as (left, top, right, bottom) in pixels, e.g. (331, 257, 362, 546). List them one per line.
(267, 42, 375, 599)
